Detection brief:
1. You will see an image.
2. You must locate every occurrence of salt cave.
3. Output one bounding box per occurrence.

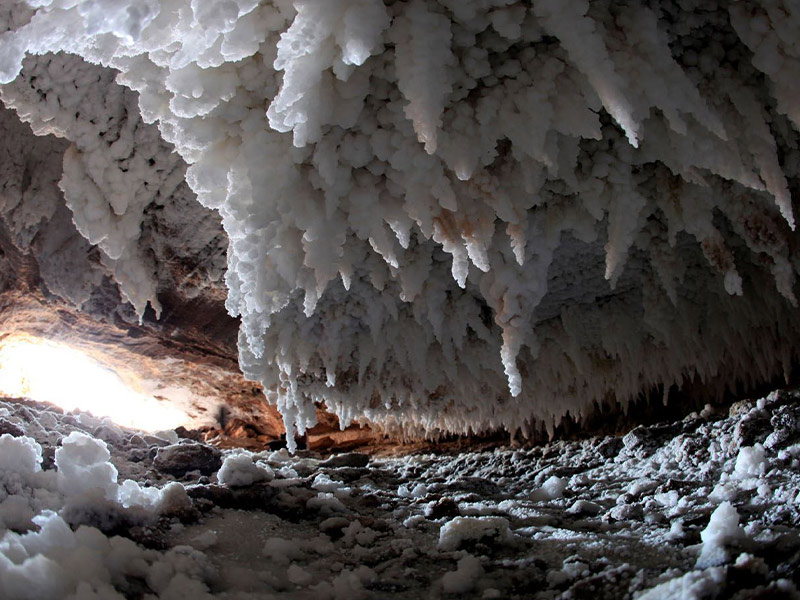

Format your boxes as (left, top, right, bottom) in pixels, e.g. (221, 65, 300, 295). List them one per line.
(1, 0, 800, 597)
(1, 0, 800, 444)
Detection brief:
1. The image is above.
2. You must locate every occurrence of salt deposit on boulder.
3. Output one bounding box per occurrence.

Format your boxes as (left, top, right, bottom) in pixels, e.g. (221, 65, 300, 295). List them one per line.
(734, 443, 767, 479)
(56, 431, 120, 502)
(1, 1, 799, 446)
(697, 500, 744, 567)
(530, 475, 567, 502)
(216, 452, 274, 487)
(438, 516, 513, 551)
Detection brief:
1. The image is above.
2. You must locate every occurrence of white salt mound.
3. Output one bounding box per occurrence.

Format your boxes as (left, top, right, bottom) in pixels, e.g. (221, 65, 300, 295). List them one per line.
(697, 501, 744, 567)
(216, 453, 274, 487)
(530, 475, 567, 501)
(438, 516, 513, 551)
(734, 444, 767, 479)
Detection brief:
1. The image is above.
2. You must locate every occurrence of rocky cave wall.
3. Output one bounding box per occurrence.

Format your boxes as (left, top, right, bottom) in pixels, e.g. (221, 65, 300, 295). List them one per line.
(0, 0, 799, 449)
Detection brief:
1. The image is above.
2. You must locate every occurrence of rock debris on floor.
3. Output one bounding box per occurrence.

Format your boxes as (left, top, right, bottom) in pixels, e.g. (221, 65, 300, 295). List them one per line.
(1, 391, 800, 599)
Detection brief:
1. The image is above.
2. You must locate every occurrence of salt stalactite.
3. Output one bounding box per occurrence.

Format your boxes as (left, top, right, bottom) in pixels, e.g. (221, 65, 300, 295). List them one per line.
(0, 104, 106, 307)
(1, 0, 799, 448)
(0, 48, 227, 319)
(0, 52, 186, 319)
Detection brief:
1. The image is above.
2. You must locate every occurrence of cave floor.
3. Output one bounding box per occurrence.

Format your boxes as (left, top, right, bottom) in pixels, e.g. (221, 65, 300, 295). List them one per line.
(1, 392, 800, 599)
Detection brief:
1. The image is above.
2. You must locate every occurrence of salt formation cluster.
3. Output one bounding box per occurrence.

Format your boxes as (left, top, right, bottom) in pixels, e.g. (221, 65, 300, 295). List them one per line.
(1, 0, 799, 444)
(0, 431, 197, 599)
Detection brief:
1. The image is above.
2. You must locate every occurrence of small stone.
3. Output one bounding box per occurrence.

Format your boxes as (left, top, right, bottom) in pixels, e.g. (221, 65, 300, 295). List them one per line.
(41, 446, 56, 470)
(370, 518, 392, 532)
(186, 482, 278, 511)
(320, 452, 370, 468)
(174, 426, 204, 441)
(128, 448, 149, 463)
(93, 425, 123, 445)
(143, 435, 170, 447)
(0, 418, 24, 437)
(729, 400, 755, 418)
(328, 467, 369, 482)
(154, 443, 222, 476)
(129, 434, 148, 448)
(644, 511, 666, 525)
(595, 437, 623, 459)
(606, 504, 643, 522)
(424, 498, 460, 520)
(766, 406, 800, 450)
(733, 414, 771, 449)
(319, 516, 350, 535)
(622, 426, 651, 451)
(764, 429, 793, 451)
(771, 405, 800, 429)
(567, 500, 603, 516)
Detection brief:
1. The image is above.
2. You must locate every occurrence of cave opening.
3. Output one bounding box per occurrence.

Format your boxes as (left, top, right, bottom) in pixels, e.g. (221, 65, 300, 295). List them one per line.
(0, 334, 190, 432)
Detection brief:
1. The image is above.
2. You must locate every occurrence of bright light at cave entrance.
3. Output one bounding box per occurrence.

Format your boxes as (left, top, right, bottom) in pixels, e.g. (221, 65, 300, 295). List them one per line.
(0, 337, 188, 431)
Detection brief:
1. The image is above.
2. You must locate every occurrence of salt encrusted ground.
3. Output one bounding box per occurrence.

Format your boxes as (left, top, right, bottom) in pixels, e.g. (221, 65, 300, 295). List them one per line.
(1, 391, 800, 599)
(4, 2, 800, 444)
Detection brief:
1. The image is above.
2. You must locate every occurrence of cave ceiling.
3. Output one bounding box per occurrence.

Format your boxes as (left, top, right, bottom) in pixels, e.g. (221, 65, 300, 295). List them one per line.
(0, 1, 799, 447)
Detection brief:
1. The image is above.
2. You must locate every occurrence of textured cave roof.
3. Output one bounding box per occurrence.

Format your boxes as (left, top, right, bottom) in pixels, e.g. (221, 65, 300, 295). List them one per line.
(0, 0, 799, 446)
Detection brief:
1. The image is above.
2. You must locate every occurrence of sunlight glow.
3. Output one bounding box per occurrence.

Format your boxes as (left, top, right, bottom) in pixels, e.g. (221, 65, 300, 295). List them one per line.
(0, 336, 189, 431)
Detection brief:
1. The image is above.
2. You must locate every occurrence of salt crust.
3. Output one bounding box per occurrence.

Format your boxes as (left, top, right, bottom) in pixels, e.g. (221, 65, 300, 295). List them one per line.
(1, 391, 800, 598)
(1, 1, 799, 445)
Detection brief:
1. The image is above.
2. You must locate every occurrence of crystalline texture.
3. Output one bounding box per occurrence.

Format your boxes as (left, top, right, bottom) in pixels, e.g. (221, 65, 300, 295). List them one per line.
(1, 0, 799, 448)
